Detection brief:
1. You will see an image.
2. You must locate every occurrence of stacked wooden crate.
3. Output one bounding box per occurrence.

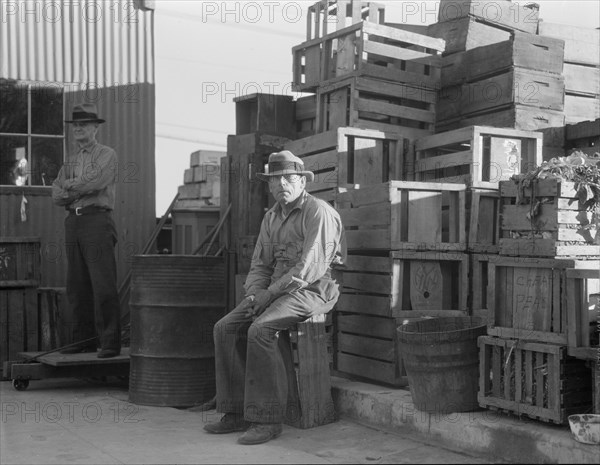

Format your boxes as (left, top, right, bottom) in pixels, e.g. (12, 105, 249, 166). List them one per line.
(475, 174, 600, 422)
(538, 22, 600, 124)
(1, 237, 41, 378)
(292, 2, 445, 139)
(333, 181, 469, 386)
(428, 1, 566, 132)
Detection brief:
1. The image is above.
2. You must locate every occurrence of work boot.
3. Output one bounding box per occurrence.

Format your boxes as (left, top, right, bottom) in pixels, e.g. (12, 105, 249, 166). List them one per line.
(59, 344, 97, 354)
(97, 348, 120, 358)
(237, 423, 282, 445)
(204, 413, 250, 434)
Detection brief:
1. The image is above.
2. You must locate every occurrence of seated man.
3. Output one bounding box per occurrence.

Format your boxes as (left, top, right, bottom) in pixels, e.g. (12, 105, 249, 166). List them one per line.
(204, 150, 346, 445)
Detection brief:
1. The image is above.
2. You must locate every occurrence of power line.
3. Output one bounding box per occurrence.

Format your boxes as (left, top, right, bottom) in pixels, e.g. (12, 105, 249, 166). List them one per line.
(157, 122, 231, 134)
(156, 132, 226, 147)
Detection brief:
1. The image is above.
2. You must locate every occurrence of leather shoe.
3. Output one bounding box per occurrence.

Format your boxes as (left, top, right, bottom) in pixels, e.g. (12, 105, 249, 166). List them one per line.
(60, 345, 97, 354)
(204, 413, 250, 434)
(97, 348, 120, 358)
(237, 423, 282, 445)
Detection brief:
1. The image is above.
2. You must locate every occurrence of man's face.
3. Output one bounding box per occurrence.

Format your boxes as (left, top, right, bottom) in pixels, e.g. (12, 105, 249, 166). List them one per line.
(72, 122, 98, 143)
(268, 174, 306, 207)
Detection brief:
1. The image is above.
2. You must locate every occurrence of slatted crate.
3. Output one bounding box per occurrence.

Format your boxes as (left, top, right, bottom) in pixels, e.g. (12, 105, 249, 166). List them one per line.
(316, 76, 435, 138)
(484, 256, 600, 344)
(293, 21, 444, 93)
(466, 187, 500, 253)
(335, 181, 467, 252)
(411, 126, 543, 189)
(437, 0, 540, 34)
(294, 94, 317, 139)
(284, 126, 406, 203)
(305, 0, 386, 41)
(427, 17, 511, 55)
(437, 67, 565, 124)
(565, 267, 600, 355)
(499, 179, 600, 258)
(441, 32, 564, 87)
(565, 118, 600, 158)
(478, 336, 593, 424)
(0, 237, 41, 288)
(234, 93, 295, 139)
(1, 287, 39, 378)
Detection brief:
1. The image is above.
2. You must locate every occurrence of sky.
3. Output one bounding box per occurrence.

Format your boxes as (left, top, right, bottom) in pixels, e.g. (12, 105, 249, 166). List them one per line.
(153, 0, 600, 214)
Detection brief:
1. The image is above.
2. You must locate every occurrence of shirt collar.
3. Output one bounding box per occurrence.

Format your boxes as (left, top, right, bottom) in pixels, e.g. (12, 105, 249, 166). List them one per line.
(78, 140, 98, 153)
(273, 190, 308, 217)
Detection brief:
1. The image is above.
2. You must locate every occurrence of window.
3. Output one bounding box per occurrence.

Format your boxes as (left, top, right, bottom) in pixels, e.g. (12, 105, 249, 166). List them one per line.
(0, 79, 64, 186)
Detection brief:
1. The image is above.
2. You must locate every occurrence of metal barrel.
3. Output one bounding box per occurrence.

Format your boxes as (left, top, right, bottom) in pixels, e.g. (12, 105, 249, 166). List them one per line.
(128, 255, 225, 407)
(397, 317, 487, 414)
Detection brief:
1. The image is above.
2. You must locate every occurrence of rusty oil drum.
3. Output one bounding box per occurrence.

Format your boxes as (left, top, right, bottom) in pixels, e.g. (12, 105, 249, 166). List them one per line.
(128, 255, 225, 407)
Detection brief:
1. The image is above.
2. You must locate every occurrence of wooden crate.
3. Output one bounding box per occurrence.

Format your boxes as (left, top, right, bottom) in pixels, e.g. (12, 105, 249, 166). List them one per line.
(565, 267, 600, 355)
(437, 0, 539, 34)
(339, 252, 469, 319)
(427, 17, 511, 55)
(305, 0, 385, 41)
(0, 287, 39, 378)
(412, 125, 543, 189)
(37, 287, 68, 351)
(0, 237, 41, 288)
(466, 187, 500, 253)
(499, 179, 600, 258)
(316, 76, 435, 138)
(293, 21, 444, 93)
(441, 32, 564, 86)
(538, 22, 600, 67)
(284, 127, 406, 203)
(478, 336, 593, 424)
(294, 94, 317, 139)
(564, 94, 600, 125)
(335, 181, 467, 252)
(234, 93, 295, 139)
(485, 256, 600, 344)
(437, 67, 565, 123)
(436, 104, 566, 133)
(565, 118, 600, 151)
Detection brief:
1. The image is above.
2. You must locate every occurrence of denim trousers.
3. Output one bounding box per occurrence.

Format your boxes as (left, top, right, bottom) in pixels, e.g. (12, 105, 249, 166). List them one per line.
(213, 275, 340, 424)
(64, 211, 121, 350)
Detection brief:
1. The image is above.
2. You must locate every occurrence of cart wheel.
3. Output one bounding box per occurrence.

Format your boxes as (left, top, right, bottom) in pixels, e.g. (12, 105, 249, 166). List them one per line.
(13, 379, 29, 391)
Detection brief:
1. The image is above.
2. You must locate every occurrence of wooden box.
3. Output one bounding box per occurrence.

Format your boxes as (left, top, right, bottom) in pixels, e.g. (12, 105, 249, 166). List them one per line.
(565, 118, 600, 158)
(284, 127, 406, 203)
(437, 68, 565, 123)
(412, 126, 543, 189)
(234, 93, 295, 139)
(538, 22, 600, 67)
(565, 267, 600, 356)
(305, 0, 385, 41)
(316, 76, 435, 138)
(499, 179, 600, 258)
(427, 17, 511, 55)
(293, 21, 444, 93)
(485, 256, 599, 344)
(0, 237, 41, 288)
(438, 0, 539, 34)
(1, 287, 39, 378)
(294, 94, 317, 139)
(466, 187, 500, 253)
(436, 104, 566, 133)
(37, 287, 69, 352)
(335, 181, 467, 252)
(441, 32, 564, 86)
(338, 252, 470, 319)
(171, 207, 220, 255)
(564, 94, 600, 125)
(478, 335, 593, 424)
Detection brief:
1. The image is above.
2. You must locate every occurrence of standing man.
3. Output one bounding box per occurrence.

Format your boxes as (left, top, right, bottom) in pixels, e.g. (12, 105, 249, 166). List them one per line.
(52, 103, 121, 358)
(204, 150, 346, 445)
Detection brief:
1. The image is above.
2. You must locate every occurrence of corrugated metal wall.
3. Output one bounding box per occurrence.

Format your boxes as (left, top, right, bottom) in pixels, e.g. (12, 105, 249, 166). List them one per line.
(1, 0, 156, 287)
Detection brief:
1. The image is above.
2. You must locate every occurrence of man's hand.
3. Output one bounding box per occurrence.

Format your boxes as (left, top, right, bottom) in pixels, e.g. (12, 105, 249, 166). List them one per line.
(244, 289, 274, 319)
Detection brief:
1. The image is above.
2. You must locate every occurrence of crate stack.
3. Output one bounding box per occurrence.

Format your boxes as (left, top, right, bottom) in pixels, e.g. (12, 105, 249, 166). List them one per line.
(428, 0, 568, 133)
(0, 237, 41, 378)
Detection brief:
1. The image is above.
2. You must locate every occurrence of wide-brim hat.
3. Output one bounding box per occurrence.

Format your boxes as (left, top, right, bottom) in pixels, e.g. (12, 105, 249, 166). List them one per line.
(65, 103, 105, 123)
(256, 150, 314, 182)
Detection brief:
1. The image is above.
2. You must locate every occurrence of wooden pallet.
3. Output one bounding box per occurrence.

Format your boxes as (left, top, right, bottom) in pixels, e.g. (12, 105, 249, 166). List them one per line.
(316, 75, 435, 138)
(478, 336, 593, 424)
(411, 125, 543, 189)
(335, 181, 467, 252)
(437, 0, 539, 34)
(498, 179, 600, 258)
(305, 0, 385, 41)
(441, 32, 564, 86)
(437, 67, 565, 124)
(484, 256, 600, 344)
(293, 21, 444, 93)
(284, 126, 406, 203)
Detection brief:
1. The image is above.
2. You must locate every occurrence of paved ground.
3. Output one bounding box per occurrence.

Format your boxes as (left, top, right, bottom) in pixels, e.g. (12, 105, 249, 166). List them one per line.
(0, 377, 497, 465)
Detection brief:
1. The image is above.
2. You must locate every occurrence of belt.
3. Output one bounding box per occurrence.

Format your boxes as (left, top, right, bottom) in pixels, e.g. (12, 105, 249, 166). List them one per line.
(67, 206, 110, 216)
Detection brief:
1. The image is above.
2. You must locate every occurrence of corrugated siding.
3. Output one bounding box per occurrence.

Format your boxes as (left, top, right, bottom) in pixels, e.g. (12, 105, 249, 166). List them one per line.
(1, 1, 156, 288)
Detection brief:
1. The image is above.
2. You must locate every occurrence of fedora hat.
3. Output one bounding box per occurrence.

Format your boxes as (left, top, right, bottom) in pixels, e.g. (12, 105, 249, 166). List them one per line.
(257, 151, 314, 182)
(65, 103, 105, 123)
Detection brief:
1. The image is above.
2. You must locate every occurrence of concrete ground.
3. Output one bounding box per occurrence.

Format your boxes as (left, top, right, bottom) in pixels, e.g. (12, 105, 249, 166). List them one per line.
(0, 375, 597, 464)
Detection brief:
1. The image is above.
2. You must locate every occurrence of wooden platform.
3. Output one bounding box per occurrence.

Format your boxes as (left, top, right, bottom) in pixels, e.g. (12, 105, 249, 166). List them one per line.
(18, 348, 130, 366)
